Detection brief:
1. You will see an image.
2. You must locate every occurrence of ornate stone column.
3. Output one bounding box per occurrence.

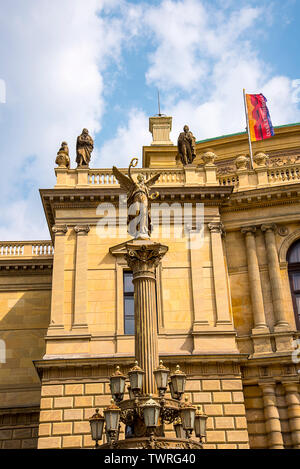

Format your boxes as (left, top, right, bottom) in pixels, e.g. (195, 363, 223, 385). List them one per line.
(125, 240, 168, 395)
(259, 381, 284, 449)
(48, 224, 68, 332)
(208, 222, 232, 326)
(261, 224, 289, 329)
(282, 381, 300, 449)
(73, 225, 90, 330)
(241, 227, 267, 329)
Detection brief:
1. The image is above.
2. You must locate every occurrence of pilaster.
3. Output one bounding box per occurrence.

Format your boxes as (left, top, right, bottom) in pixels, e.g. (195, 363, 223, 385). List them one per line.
(47, 225, 68, 335)
(72, 225, 90, 331)
(208, 222, 232, 327)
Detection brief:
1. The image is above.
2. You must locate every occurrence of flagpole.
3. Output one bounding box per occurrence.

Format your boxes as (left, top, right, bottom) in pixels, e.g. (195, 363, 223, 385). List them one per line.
(243, 88, 254, 169)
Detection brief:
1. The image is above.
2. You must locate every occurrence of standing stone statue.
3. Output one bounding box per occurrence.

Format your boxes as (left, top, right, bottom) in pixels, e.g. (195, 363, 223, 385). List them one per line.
(76, 128, 94, 167)
(177, 125, 196, 165)
(55, 141, 70, 169)
(112, 158, 160, 239)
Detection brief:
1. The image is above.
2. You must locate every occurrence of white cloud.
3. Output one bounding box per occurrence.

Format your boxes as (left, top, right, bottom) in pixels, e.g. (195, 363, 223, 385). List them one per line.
(0, 0, 299, 241)
(142, 0, 300, 140)
(96, 109, 149, 168)
(0, 0, 140, 240)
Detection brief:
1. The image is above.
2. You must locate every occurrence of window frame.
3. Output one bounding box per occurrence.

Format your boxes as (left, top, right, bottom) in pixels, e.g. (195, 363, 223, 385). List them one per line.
(287, 241, 300, 330)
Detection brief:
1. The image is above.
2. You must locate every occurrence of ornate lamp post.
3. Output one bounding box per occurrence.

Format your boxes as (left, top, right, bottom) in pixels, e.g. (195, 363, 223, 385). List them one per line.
(89, 160, 207, 449)
(89, 361, 206, 449)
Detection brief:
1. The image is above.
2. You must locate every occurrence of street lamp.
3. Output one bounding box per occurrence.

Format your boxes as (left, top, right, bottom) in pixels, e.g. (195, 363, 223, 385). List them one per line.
(194, 406, 207, 444)
(128, 361, 145, 397)
(103, 399, 121, 445)
(170, 365, 186, 400)
(180, 397, 196, 438)
(142, 395, 161, 432)
(89, 408, 105, 448)
(109, 366, 126, 403)
(88, 362, 203, 449)
(154, 360, 170, 397)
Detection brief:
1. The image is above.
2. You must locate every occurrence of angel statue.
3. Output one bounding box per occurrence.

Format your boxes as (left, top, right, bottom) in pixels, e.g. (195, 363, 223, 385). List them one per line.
(112, 158, 160, 239)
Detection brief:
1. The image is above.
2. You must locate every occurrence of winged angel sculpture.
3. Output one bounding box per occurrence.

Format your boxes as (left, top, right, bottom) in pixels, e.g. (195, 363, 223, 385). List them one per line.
(112, 158, 160, 239)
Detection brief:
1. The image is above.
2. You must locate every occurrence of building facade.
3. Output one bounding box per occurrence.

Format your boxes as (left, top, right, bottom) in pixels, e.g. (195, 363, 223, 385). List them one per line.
(0, 116, 300, 449)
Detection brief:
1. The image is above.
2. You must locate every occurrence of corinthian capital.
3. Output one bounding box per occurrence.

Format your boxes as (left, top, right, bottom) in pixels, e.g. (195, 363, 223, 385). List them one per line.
(125, 241, 168, 275)
(208, 222, 225, 235)
(261, 223, 277, 233)
(52, 224, 68, 235)
(74, 225, 90, 235)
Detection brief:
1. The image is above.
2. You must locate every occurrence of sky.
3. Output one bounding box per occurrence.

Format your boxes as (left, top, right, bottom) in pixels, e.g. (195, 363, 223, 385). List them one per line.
(0, 0, 300, 240)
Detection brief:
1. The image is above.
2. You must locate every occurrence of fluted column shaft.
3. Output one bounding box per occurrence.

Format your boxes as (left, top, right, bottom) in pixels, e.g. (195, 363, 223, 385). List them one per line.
(241, 227, 267, 329)
(283, 382, 300, 448)
(133, 272, 158, 394)
(125, 241, 168, 395)
(259, 382, 284, 449)
(261, 225, 288, 327)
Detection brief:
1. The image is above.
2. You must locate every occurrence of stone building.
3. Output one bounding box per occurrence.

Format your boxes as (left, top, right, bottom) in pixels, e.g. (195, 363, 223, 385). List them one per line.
(0, 115, 300, 449)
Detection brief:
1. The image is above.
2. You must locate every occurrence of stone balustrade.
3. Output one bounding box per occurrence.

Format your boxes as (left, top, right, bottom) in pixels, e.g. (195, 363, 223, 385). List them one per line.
(0, 241, 53, 258)
(54, 157, 300, 192)
(88, 168, 186, 186)
(218, 160, 300, 191)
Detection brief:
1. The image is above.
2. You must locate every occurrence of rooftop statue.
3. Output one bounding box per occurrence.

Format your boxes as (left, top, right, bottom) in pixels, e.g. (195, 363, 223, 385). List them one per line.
(112, 158, 160, 239)
(177, 125, 196, 165)
(76, 128, 94, 167)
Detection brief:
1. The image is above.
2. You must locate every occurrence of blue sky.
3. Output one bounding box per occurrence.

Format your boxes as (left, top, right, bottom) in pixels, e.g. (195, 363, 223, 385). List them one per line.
(0, 0, 300, 240)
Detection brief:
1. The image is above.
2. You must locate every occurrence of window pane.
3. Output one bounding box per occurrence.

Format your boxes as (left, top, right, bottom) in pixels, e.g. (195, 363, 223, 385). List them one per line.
(124, 318, 135, 335)
(124, 296, 134, 316)
(124, 271, 134, 293)
(124, 296, 134, 335)
(288, 241, 300, 263)
(292, 273, 300, 291)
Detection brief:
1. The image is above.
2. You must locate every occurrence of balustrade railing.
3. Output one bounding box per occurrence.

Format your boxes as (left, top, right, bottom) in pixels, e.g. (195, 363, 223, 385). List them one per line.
(0, 241, 53, 258)
(88, 168, 185, 186)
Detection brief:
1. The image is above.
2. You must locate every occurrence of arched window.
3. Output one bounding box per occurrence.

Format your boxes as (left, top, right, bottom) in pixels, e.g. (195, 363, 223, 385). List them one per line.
(287, 240, 300, 329)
